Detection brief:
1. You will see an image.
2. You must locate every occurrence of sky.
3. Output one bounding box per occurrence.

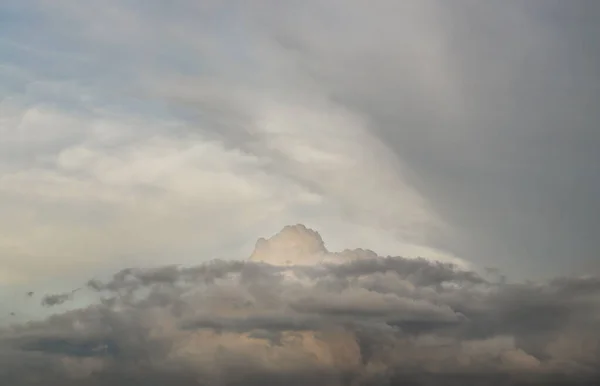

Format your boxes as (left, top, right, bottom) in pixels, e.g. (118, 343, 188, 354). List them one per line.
(0, 1, 599, 385)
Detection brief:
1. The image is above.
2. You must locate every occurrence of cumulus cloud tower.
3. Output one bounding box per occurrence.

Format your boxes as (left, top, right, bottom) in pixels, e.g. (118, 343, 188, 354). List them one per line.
(249, 224, 330, 266)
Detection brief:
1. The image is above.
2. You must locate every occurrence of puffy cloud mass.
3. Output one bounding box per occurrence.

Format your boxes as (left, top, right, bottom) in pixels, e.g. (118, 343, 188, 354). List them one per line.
(1, 225, 599, 385)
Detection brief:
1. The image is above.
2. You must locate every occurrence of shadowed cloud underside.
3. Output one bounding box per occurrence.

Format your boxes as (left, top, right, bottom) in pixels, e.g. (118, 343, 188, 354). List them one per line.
(1, 225, 599, 385)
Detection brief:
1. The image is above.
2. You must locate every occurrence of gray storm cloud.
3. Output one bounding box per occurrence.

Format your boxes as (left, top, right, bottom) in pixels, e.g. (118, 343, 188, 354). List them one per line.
(1, 225, 599, 385)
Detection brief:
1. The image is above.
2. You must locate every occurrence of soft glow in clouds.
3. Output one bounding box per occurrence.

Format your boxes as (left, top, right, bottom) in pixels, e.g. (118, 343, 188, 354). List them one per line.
(0, 100, 450, 286)
(1, 0, 599, 383)
(2, 0, 598, 286)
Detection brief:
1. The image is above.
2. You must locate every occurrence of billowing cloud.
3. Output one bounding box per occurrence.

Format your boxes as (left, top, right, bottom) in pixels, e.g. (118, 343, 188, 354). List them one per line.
(1, 225, 599, 385)
(1, 0, 599, 384)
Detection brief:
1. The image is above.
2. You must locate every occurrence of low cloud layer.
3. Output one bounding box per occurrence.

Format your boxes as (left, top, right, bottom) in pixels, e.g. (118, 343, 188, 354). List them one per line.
(1, 225, 599, 385)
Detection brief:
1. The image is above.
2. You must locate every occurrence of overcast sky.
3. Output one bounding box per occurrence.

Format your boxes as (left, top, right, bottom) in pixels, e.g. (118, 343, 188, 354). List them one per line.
(2, 0, 598, 290)
(1, 1, 600, 383)
(1, 0, 463, 290)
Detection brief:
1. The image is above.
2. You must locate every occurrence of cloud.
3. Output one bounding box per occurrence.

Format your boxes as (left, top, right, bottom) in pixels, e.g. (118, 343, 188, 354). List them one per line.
(1, 1, 599, 383)
(2, 0, 472, 290)
(269, 0, 600, 279)
(0, 99, 458, 288)
(1, 0, 598, 287)
(1, 225, 599, 385)
(41, 289, 80, 307)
